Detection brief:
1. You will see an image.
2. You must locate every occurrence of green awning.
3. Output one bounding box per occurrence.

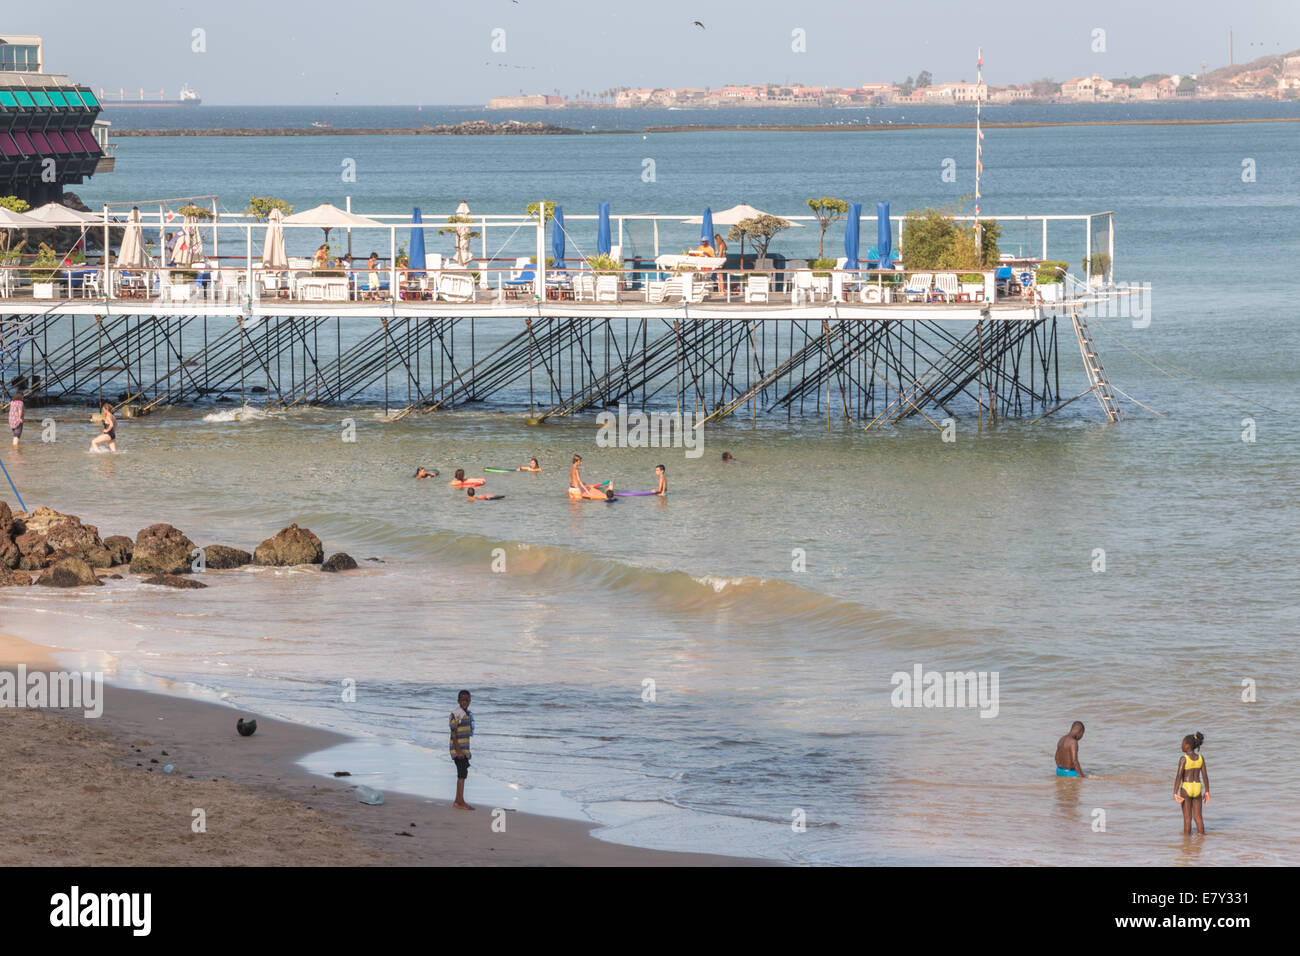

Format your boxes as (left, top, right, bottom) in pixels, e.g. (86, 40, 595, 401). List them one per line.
(13, 91, 35, 107)
(78, 89, 99, 108)
(0, 91, 18, 108)
(30, 90, 52, 107)
(47, 90, 69, 107)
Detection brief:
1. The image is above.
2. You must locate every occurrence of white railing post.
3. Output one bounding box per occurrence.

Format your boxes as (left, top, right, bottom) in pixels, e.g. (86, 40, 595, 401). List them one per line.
(535, 200, 546, 300)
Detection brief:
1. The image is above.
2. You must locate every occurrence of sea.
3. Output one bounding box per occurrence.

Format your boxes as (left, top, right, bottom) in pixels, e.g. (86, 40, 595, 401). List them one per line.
(2, 101, 1298, 865)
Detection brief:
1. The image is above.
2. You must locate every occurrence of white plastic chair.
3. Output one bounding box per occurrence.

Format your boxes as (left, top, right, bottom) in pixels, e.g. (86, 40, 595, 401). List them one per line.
(574, 274, 596, 302)
(903, 273, 933, 302)
(933, 273, 960, 302)
(438, 272, 475, 303)
(594, 275, 619, 303)
(744, 275, 770, 303)
(792, 270, 817, 305)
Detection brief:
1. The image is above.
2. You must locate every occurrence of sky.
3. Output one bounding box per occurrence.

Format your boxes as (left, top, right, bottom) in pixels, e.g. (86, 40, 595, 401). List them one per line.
(11, 0, 1299, 104)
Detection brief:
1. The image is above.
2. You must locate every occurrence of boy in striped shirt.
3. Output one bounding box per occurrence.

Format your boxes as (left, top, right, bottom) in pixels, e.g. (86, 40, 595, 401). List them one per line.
(449, 690, 475, 810)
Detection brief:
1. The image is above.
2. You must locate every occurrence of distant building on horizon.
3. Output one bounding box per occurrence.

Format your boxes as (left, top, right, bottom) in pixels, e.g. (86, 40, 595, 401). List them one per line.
(487, 93, 563, 109)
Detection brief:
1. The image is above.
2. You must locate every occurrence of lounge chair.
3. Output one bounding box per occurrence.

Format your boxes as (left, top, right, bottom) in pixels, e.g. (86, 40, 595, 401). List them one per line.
(438, 272, 476, 303)
(792, 270, 819, 305)
(903, 273, 933, 302)
(932, 273, 960, 302)
(574, 274, 596, 302)
(503, 265, 536, 297)
(594, 275, 619, 303)
(744, 275, 770, 303)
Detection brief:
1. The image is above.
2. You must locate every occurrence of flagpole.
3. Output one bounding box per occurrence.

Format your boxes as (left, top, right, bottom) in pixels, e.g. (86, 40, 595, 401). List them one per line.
(975, 47, 983, 264)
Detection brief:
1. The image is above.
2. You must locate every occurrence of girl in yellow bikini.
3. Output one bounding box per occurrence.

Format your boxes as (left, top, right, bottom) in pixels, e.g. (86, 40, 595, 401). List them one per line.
(1173, 731, 1209, 835)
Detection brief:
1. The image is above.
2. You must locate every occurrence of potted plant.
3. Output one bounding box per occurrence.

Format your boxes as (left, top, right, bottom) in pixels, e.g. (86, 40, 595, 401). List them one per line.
(809, 257, 837, 278)
(959, 272, 985, 300)
(1035, 261, 1068, 301)
(170, 268, 199, 300)
(585, 253, 620, 274)
(1085, 252, 1110, 287)
(30, 244, 59, 298)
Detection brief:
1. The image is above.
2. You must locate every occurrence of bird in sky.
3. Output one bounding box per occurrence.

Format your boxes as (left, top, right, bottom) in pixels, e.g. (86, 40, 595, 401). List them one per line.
(694, 21, 705, 29)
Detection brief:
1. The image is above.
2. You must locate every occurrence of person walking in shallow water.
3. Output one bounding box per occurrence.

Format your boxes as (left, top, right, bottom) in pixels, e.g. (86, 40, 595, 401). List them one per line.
(1174, 731, 1209, 835)
(90, 402, 117, 453)
(8, 389, 23, 446)
(449, 690, 475, 810)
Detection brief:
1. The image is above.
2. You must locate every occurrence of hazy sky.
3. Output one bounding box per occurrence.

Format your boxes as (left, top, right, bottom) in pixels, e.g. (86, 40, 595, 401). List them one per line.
(14, 0, 1299, 104)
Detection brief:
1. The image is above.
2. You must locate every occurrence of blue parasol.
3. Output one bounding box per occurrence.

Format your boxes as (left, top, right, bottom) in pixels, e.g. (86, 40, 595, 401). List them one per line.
(596, 202, 611, 256)
(408, 207, 426, 278)
(844, 202, 861, 270)
(551, 205, 565, 271)
(877, 201, 892, 269)
(701, 207, 714, 245)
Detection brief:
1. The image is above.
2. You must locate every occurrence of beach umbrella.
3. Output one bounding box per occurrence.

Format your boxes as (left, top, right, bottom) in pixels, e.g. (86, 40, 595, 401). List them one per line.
(261, 207, 287, 269)
(283, 202, 382, 247)
(118, 207, 144, 269)
(184, 215, 205, 263)
(0, 207, 38, 227)
(699, 207, 714, 245)
(408, 207, 426, 278)
(551, 205, 565, 270)
(25, 203, 101, 225)
(454, 200, 473, 266)
(682, 203, 805, 228)
(596, 202, 611, 256)
(844, 202, 861, 270)
(877, 201, 892, 269)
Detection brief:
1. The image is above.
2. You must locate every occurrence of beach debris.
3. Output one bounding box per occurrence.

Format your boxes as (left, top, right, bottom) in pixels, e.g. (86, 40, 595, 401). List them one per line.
(321, 552, 358, 573)
(356, 786, 385, 806)
(130, 524, 197, 575)
(0, 568, 32, 587)
(332, 771, 351, 777)
(253, 524, 324, 567)
(163, 764, 174, 773)
(204, 544, 252, 569)
(141, 574, 208, 589)
(236, 718, 258, 737)
(395, 831, 413, 837)
(103, 535, 133, 566)
(35, 555, 103, 588)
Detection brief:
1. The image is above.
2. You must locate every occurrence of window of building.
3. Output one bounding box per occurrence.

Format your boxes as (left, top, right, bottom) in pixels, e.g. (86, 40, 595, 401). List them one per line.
(0, 44, 40, 72)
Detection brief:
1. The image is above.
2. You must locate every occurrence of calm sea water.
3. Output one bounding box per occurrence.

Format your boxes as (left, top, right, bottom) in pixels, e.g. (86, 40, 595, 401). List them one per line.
(4, 106, 1298, 864)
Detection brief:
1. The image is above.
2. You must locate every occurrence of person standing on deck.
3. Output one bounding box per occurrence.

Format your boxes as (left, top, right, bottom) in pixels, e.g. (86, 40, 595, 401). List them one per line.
(8, 389, 23, 446)
(449, 690, 475, 810)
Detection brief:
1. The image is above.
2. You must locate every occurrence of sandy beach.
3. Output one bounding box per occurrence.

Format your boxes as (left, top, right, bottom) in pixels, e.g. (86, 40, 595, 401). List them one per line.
(0, 633, 759, 867)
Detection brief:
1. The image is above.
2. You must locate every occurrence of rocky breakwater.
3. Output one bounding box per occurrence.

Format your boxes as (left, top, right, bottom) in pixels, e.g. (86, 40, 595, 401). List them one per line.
(0, 505, 358, 589)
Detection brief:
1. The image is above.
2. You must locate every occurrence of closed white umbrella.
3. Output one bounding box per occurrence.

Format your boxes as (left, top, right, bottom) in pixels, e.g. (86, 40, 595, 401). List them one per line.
(173, 216, 204, 266)
(118, 207, 145, 269)
(454, 200, 473, 266)
(261, 207, 287, 269)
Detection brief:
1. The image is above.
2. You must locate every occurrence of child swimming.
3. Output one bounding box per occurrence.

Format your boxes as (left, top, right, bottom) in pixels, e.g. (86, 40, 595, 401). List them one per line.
(517, 458, 541, 472)
(1174, 731, 1209, 835)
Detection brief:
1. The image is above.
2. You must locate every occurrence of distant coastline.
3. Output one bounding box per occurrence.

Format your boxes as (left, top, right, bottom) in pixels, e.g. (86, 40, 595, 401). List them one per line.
(110, 115, 1300, 136)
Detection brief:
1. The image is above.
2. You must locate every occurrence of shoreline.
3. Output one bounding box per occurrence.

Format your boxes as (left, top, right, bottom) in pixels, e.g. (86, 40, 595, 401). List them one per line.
(0, 632, 768, 866)
(108, 116, 1300, 136)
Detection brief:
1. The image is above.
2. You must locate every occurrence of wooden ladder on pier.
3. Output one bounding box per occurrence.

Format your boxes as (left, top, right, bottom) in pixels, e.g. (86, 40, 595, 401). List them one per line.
(1070, 310, 1121, 423)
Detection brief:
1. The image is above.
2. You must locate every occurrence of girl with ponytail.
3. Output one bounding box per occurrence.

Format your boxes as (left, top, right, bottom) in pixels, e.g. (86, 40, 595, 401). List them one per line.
(1173, 731, 1209, 835)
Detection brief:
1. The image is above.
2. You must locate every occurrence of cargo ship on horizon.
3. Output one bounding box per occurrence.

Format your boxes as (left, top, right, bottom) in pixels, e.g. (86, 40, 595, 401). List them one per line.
(99, 83, 201, 107)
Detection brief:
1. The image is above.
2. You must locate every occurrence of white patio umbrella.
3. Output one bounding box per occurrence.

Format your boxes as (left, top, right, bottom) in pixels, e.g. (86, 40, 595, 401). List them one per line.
(680, 203, 804, 228)
(454, 200, 473, 266)
(26, 203, 102, 225)
(261, 207, 287, 269)
(283, 202, 382, 248)
(118, 208, 145, 269)
(0, 207, 38, 227)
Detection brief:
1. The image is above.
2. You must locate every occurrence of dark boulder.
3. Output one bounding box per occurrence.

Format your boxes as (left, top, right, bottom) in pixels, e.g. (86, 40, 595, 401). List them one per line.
(321, 552, 358, 572)
(141, 574, 209, 589)
(44, 519, 113, 568)
(0, 567, 31, 587)
(36, 555, 102, 587)
(15, 530, 52, 570)
(103, 535, 134, 566)
(253, 524, 323, 566)
(204, 545, 252, 569)
(130, 524, 197, 575)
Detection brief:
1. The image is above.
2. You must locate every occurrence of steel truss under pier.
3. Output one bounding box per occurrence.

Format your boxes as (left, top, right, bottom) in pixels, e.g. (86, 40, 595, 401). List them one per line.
(0, 310, 1088, 426)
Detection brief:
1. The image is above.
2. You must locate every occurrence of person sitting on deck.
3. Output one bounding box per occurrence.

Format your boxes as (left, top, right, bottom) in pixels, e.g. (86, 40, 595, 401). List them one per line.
(688, 239, 716, 258)
(313, 243, 331, 269)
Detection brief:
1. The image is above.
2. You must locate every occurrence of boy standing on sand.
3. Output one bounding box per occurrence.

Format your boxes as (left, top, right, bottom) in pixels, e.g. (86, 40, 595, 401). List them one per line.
(449, 690, 475, 810)
(1055, 721, 1086, 777)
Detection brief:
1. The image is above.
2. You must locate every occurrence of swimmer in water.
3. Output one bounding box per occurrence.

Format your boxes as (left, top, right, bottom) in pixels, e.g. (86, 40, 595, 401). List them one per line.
(517, 458, 541, 472)
(721, 451, 740, 463)
(604, 488, 615, 500)
(569, 454, 588, 495)
(1174, 731, 1209, 835)
(414, 466, 438, 479)
(654, 464, 667, 496)
(1054, 721, 1086, 778)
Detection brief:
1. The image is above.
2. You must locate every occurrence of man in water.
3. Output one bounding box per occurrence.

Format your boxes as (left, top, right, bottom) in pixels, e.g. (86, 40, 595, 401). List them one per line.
(569, 454, 588, 495)
(721, 451, 740, 463)
(450, 690, 474, 810)
(654, 464, 667, 496)
(413, 466, 438, 479)
(1055, 721, 1086, 777)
